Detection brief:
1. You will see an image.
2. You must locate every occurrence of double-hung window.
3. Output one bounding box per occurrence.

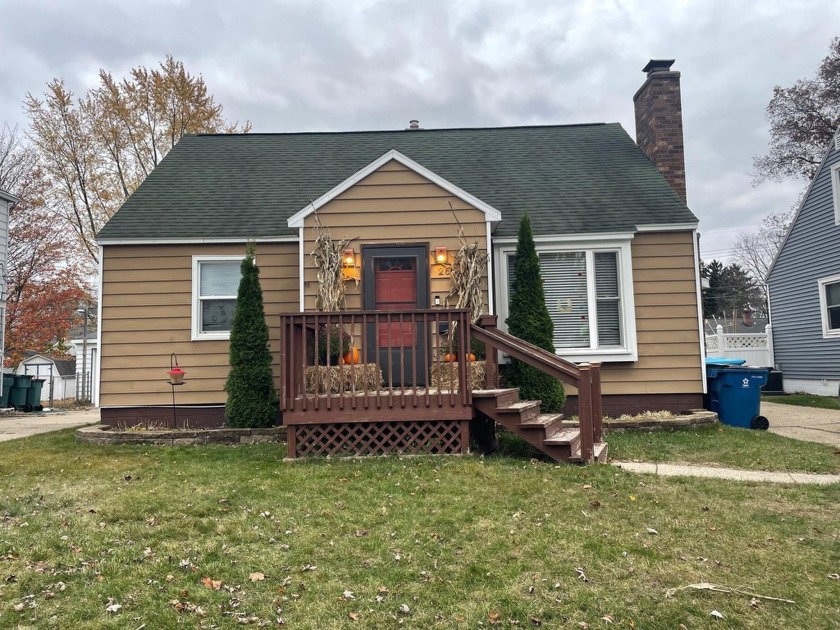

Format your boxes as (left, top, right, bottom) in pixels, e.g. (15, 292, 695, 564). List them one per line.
(818, 274, 840, 337)
(192, 256, 243, 340)
(499, 239, 637, 362)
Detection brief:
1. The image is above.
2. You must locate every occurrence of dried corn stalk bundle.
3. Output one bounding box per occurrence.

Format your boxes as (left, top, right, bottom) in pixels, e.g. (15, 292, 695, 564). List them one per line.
(445, 226, 489, 323)
(444, 223, 490, 351)
(310, 213, 356, 311)
(429, 360, 486, 391)
(304, 363, 383, 394)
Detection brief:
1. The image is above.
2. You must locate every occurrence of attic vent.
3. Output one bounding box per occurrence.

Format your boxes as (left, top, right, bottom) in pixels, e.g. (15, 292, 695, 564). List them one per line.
(407, 120, 420, 130)
(835, 126, 840, 151)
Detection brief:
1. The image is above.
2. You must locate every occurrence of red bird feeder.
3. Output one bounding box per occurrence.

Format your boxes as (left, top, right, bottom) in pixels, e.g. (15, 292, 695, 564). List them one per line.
(168, 367, 186, 385)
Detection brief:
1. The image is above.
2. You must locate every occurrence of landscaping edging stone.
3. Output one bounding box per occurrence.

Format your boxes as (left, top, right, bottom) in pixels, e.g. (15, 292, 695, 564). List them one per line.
(564, 409, 718, 432)
(76, 424, 287, 446)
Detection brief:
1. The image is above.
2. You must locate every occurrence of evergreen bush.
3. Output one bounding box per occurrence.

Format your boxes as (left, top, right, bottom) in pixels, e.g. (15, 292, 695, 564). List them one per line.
(505, 213, 565, 412)
(225, 244, 278, 427)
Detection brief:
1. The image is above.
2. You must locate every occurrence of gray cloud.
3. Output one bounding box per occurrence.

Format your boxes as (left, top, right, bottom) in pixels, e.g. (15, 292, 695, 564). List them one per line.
(2, 0, 838, 262)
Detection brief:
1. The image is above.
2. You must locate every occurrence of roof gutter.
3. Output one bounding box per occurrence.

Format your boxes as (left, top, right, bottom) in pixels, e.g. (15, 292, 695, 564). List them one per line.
(96, 235, 299, 246)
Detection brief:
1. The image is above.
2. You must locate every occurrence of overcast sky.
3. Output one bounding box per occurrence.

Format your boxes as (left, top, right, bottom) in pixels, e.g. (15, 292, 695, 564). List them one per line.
(1, 0, 837, 262)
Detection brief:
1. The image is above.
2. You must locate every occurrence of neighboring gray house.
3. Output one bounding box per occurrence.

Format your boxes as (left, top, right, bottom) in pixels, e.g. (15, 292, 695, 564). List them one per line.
(767, 128, 840, 396)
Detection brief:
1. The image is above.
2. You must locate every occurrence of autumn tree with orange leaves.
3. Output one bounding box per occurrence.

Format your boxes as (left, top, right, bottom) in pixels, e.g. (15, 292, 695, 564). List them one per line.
(0, 125, 90, 367)
(25, 55, 250, 264)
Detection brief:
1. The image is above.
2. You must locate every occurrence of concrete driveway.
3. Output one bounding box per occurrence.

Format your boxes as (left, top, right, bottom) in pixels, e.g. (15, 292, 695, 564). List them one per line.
(761, 401, 840, 447)
(0, 408, 99, 442)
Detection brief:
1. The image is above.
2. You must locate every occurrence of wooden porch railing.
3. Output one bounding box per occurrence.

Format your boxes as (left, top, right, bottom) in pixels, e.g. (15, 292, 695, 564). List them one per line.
(472, 315, 603, 463)
(278, 309, 474, 420)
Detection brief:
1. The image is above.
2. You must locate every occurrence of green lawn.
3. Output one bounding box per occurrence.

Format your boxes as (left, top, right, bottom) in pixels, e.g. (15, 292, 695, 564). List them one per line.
(763, 394, 840, 410)
(606, 424, 840, 474)
(0, 430, 839, 628)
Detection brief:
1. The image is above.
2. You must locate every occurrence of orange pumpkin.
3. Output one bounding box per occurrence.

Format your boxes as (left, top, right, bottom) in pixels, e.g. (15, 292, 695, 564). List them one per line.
(342, 346, 361, 365)
(466, 353, 476, 362)
(443, 353, 457, 363)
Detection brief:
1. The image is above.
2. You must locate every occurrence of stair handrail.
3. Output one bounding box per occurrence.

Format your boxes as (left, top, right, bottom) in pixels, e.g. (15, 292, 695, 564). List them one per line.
(471, 316, 602, 462)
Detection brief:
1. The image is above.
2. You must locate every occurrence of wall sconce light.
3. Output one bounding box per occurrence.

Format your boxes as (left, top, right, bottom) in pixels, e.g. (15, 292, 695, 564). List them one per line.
(434, 295, 441, 307)
(342, 248, 356, 268)
(434, 246, 448, 265)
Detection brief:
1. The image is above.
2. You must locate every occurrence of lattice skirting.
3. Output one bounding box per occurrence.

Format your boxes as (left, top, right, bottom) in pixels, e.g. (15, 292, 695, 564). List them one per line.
(289, 420, 469, 458)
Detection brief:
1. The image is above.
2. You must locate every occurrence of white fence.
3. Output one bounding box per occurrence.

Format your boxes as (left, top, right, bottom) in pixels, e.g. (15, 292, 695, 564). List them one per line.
(705, 324, 774, 367)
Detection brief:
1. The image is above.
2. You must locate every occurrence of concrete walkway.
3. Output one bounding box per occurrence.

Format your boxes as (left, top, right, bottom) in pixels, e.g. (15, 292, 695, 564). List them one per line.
(613, 461, 840, 485)
(762, 401, 840, 447)
(0, 408, 99, 442)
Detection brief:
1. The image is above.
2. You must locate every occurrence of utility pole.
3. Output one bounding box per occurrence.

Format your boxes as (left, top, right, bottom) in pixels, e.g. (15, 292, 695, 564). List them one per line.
(77, 304, 89, 403)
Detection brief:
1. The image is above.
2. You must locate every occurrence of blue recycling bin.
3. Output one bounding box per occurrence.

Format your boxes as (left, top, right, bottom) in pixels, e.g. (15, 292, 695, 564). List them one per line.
(705, 359, 770, 430)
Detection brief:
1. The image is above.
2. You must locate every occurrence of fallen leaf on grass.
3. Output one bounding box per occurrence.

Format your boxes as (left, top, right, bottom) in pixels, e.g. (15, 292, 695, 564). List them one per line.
(710, 610, 724, 619)
(342, 590, 355, 600)
(749, 597, 760, 608)
(349, 612, 361, 621)
(249, 572, 265, 582)
(646, 528, 658, 535)
(13, 603, 25, 612)
(399, 604, 411, 614)
(488, 611, 502, 625)
(828, 574, 840, 580)
(600, 614, 614, 623)
(105, 603, 122, 613)
(202, 577, 223, 590)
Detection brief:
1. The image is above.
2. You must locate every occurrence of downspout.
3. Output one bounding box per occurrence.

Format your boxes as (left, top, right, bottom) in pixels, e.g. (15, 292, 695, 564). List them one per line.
(692, 229, 707, 393)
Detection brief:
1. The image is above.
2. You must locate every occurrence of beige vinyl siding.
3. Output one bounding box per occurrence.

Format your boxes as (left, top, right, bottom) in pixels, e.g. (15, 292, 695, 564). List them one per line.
(600, 231, 702, 396)
(99, 242, 298, 407)
(302, 159, 489, 311)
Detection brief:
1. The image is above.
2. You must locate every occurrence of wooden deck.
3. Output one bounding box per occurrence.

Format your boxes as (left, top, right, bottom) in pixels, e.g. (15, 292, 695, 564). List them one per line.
(278, 310, 605, 463)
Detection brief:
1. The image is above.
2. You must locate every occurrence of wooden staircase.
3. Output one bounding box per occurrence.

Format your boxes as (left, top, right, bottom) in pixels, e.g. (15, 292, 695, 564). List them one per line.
(473, 388, 608, 464)
(471, 317, 607, 464)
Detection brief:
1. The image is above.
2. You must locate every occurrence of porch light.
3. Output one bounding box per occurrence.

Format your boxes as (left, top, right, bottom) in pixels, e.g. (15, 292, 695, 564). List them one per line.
(434, 246, 448, 265)
(342, 248, 356, 268)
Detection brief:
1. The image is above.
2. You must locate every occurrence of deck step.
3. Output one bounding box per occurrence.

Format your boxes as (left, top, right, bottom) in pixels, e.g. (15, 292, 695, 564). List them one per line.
(543, 427, 580, 446)
(495, 400, 541, 413)
(519, 413, 565, 434)
(569, 441, 609, 464)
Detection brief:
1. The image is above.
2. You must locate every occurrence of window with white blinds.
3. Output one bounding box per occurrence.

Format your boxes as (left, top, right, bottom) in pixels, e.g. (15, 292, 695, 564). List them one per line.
(819, 274, 840, 337)
(506, 249, 623, 351)
(192, 257, 244, 339)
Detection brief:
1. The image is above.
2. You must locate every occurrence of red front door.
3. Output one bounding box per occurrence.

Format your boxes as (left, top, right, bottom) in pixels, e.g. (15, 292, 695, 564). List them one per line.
(363, 246, 429, 386)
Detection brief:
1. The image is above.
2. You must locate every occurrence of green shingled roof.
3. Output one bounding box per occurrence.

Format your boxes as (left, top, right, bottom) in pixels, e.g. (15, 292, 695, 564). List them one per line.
(96, 123, 697, 241)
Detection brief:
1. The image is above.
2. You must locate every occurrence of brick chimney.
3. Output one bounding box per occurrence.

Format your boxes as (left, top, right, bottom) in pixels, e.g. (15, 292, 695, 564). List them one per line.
(633, 59, 687, 203)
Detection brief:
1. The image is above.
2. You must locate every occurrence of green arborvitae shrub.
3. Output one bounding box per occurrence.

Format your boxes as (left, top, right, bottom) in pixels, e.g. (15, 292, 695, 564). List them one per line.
(505, 213, 566, 412)
(225, 243, 278, 427)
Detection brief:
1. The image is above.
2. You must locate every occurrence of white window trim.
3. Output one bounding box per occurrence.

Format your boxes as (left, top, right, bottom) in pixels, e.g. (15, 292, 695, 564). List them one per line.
(191, 255, 245, 341)
(494, 237, 638, 362)
(817, 272, 840, 338)
(832, 163, 840, 226)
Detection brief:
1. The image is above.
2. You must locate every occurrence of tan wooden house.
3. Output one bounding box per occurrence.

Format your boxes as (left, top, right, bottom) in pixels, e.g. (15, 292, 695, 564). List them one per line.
(94, 60, 704, 463)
